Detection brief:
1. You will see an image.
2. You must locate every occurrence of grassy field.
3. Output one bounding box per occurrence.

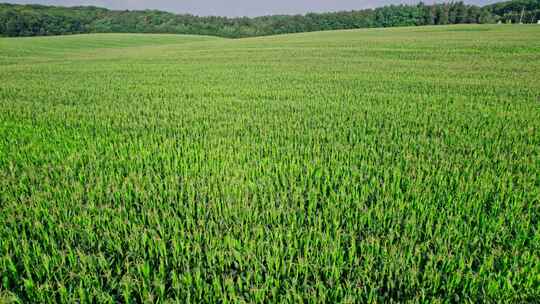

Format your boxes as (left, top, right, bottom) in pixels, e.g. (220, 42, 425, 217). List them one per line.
(1, 25, 539, 303)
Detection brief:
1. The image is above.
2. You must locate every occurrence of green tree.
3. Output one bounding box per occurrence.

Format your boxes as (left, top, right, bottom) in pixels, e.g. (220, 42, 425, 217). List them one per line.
(456, 2, 468, 23)
(436, 4, 450, 25)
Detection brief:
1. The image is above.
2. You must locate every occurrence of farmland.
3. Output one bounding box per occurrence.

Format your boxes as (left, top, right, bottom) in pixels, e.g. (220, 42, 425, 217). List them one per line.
(0, 25, 539, 302)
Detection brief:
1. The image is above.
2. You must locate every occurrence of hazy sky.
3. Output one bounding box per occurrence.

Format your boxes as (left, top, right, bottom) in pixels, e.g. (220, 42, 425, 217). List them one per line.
(5, 0, 502, 17)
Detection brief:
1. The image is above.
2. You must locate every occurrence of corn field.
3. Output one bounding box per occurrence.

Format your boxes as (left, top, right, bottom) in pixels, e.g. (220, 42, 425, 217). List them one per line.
(0, 25, 539, 302)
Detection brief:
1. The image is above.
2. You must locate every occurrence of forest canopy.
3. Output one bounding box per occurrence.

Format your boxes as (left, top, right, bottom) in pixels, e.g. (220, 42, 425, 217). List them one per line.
(1, 0, 539, 38)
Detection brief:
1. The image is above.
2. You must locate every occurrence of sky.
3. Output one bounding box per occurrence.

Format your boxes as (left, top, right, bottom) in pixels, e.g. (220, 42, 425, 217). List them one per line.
(5, 0, 502, 17)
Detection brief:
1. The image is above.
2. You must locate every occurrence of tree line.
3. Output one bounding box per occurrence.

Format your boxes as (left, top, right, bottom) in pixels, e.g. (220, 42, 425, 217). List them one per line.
(1, 0, 539, 38)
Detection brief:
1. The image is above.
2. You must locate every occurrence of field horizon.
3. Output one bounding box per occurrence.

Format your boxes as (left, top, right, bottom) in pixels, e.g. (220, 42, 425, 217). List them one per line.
(1, 24, 539, 302)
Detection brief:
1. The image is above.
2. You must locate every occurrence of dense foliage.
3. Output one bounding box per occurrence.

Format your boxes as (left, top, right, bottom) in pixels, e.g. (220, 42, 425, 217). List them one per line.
(1, 0, 539, 38)
(1, 25, 539, 303)
(486, 0, 540, 23)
